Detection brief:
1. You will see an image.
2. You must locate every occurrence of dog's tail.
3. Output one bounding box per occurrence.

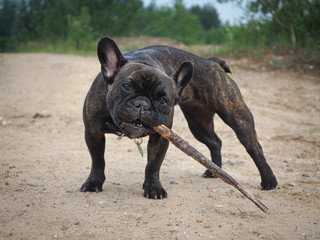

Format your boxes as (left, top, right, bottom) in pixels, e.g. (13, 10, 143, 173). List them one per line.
(207, 57, 232, 74)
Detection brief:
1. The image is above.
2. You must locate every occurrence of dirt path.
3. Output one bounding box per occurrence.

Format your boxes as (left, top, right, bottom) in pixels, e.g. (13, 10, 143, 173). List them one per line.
(0, 53, 319, 239)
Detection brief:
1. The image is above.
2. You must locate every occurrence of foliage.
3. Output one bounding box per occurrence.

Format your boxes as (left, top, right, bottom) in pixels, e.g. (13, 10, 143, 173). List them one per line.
(140, 0, 204, 44)
(190, 3, 221, 30)
(67, 7, 94, 50)
(0, 0, 319, 53)
(0, 0, 209, 50)
(0, 0, 18, 51)
(218, 0, 320, 50)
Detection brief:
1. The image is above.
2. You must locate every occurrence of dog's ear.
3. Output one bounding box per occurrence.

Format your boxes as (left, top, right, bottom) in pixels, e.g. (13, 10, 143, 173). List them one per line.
(97, 37, 128, 84)
(173, 61, 193, 104)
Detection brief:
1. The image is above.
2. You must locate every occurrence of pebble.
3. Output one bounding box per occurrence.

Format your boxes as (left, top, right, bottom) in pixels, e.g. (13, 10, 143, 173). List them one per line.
(170, 180, 178, 185)
(288, 183, 295, 187)
(33, 110, 51, 118)
(1, 120, 11, 126)
(215, 205, 224, 208)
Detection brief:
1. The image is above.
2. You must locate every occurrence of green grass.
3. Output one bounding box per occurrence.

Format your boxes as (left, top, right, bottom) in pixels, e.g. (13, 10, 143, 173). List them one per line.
(301, 129, 318, 135)
(15, 41, 96, 56)
(10, 38, 320, 77)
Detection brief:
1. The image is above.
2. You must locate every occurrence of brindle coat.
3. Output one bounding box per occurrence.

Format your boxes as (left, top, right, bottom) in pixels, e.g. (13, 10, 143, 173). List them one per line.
(81, 37, 277, 199)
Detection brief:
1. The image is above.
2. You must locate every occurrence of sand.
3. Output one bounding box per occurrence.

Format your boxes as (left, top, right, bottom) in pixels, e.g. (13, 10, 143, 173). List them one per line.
(0, 51, 319, 239)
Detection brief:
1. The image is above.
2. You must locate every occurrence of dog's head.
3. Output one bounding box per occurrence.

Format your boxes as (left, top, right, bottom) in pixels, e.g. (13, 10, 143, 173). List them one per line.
(97, 37, 193, 138)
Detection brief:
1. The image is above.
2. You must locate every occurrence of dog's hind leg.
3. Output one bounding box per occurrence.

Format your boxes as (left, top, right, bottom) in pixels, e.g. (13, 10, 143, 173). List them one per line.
(214, 76, 277, 190)
(218, 106, 277, 190)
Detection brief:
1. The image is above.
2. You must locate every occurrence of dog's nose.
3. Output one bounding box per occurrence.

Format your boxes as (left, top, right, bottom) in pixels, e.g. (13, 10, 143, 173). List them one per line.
(133, 99, 151, 112)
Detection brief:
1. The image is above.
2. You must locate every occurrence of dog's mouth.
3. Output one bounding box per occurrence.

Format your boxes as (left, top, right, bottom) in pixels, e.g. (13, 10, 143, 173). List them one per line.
(130, 119, 145, 128)
(118, 119, 153, 138)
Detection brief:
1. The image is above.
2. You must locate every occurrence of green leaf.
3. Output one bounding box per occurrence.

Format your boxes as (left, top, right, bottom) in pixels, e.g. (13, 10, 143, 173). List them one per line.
(135, 139, 143, 157)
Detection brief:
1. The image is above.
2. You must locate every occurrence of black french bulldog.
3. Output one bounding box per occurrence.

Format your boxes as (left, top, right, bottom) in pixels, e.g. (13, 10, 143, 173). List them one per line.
(80, 37, 277, 199)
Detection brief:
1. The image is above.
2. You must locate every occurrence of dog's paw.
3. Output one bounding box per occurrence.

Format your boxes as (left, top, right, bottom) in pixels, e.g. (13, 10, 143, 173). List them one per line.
(80, 178, 103, 192)
(261, 176, 278, 190)
(143, 181, 167, 200)
(80, 173, 105, 192)
(202, 170, 218, 178)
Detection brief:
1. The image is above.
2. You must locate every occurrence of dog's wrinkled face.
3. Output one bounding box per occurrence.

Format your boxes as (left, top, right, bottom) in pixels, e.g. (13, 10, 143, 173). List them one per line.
(97, 37, 193, 138)
(107, 63, 176, 138)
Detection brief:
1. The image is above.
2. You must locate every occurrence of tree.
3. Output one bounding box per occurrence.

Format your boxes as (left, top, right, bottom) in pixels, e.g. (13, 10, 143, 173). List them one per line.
(27, 0, 46, 40)
(0, 0, 17, 36)
(141, 0, 204, 44)
(0, 0, 18, 50)
(249, 0, 311, 49)
(190, 3, 221, 30)
(218, 0, 310, 49)
(16, 0, 32, 41)
(107, 0, 144, 36)
(41, 0, 68, 41)
(300, 0, 320, 48)
(67, 6, 93, 50)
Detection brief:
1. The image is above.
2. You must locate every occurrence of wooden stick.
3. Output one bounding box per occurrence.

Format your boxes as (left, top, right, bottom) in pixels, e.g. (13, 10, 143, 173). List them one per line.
(152, 124, 269, 213)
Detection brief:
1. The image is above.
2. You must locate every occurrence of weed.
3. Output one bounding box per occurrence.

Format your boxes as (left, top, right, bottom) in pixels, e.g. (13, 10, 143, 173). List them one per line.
(301, 129, 317, 135)
(237, 207, 247, 217)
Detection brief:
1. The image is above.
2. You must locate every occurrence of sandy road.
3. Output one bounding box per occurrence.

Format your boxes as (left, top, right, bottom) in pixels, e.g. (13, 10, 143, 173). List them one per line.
(0, 52, 319, 239)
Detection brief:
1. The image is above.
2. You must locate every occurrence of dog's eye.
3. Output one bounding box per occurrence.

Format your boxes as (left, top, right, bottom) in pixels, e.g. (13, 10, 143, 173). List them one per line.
(122, 83, 133, 91)
(159, 97, 168, 105)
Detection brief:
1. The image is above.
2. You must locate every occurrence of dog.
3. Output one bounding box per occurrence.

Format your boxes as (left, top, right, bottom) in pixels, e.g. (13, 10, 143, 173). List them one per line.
(80, 37, 277, 199)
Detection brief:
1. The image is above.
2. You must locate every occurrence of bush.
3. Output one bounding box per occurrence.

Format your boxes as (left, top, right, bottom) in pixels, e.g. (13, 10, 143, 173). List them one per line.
(67, 7, 93, 50)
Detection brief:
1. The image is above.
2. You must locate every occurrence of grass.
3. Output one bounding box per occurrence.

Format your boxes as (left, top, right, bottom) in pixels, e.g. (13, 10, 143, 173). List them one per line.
(268, 59, 280, 70)
(11, 37, 320, 77)
(237, 207, 247, 217)
(15, 41, 96, 56)
(121, 44, 142, 52)
(301, 129, 318, 135)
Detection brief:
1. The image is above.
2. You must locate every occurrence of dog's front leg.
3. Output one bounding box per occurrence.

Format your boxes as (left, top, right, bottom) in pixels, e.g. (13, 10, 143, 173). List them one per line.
(80, 129, 106, 192)
(143, 133, 169, 199)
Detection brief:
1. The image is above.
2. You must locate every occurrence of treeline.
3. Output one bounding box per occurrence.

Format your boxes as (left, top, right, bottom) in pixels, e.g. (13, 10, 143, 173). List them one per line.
(1, 0, 214, 51)
(0, 0, 319, 52)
